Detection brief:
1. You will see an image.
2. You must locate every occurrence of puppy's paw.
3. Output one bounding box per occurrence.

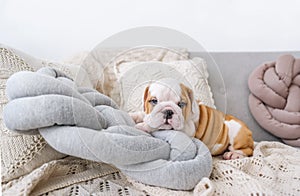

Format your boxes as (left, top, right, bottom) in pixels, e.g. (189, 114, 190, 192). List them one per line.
(129, 111, 145, 123)
(223, 151, 245, 160)
(135, 122, 155, 133)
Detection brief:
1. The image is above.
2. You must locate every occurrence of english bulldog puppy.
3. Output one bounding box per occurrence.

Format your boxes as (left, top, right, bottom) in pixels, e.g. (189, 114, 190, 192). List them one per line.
(130, 78, 254, 160)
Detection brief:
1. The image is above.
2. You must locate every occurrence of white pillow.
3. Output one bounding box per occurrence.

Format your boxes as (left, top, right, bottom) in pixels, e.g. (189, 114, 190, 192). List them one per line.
(116, 57, 215, 112)
(80, 47, 189, 101)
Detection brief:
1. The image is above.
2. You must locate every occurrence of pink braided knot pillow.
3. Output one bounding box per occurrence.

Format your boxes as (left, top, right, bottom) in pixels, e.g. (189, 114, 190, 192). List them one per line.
(248, 54, 300, 147)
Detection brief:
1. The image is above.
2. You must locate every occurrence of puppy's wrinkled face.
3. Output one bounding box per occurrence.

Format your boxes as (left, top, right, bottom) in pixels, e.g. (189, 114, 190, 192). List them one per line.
(143, 79, 197, 132)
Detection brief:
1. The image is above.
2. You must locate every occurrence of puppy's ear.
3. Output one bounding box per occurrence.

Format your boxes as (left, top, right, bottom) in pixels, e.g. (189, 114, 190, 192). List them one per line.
(143, 85, 150, 112)
(180, 83, 199, 117)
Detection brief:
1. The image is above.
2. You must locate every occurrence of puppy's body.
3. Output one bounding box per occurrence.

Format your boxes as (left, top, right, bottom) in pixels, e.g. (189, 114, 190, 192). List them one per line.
(195, 105, 254, 157)
(131, 78, 254, 159)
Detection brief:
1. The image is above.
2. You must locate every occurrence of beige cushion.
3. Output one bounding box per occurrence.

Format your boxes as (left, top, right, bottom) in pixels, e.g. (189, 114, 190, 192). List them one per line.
(81, 47, 189, 103)
(80, 47, 214, 111)
(117, 58, 215, 112)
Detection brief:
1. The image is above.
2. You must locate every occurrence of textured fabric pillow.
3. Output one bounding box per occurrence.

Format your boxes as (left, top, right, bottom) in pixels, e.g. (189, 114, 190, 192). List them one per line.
(80, 47, 190, 105)
(0, 44, 78, 182)
(79, 47, 214, 112)
(117, 58, 215, 112)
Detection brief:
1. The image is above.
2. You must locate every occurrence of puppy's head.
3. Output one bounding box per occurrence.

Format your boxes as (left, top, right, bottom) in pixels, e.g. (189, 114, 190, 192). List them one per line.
(142, 78, 199, 136)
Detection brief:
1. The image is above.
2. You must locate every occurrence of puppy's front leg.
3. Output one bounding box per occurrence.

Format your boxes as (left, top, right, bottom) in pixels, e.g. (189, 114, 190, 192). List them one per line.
(135, 122, 156, 133)
(129, 111, 145, 123)
(129, 112, 156, 133)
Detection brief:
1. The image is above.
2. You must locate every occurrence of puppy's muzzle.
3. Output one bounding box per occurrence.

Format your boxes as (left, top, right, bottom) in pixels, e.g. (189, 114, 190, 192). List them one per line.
(163, 109, 174, 120)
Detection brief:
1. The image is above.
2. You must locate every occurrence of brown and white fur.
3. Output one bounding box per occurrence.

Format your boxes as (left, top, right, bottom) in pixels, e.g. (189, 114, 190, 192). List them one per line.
(130, 78, 254, 160)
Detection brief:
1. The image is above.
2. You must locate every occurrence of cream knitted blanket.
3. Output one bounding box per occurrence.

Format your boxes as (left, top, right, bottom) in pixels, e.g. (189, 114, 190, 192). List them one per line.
(2, 141, 300, 195)
(130, 141, 300, 196)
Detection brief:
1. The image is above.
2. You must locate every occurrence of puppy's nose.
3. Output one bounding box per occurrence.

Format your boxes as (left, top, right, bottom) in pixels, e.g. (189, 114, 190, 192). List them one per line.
(163, 109, 174, 119)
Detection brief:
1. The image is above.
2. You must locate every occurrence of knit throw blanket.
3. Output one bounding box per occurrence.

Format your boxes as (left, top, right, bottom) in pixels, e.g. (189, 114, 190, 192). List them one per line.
(3, 141, 300, 195)
(129, 141, 300, 196)
(3, 67, 212, 191)
(248, 54, 300, 147)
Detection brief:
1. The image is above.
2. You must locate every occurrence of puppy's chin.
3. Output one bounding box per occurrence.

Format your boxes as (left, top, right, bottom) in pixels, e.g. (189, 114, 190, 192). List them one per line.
(158, 124, 174, 130)
(144, 116, 183, 130)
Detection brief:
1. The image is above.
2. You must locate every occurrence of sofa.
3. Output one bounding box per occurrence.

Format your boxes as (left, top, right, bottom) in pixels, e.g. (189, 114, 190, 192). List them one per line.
(1, 43, 299, 196)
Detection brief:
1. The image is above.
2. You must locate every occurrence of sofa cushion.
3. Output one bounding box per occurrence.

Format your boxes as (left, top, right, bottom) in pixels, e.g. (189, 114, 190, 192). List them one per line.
(117, 58, 215, 112)
(81, 47, 189, 104)
(79, 47, 215, 112)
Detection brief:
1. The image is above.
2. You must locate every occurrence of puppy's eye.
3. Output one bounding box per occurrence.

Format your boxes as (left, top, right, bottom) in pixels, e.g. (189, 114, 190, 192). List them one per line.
(149, 99, 158, 105)
(178, 101, 187, 108)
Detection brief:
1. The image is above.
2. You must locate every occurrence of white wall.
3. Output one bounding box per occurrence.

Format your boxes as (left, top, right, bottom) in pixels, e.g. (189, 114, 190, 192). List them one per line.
(1, 0, 300, 61)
